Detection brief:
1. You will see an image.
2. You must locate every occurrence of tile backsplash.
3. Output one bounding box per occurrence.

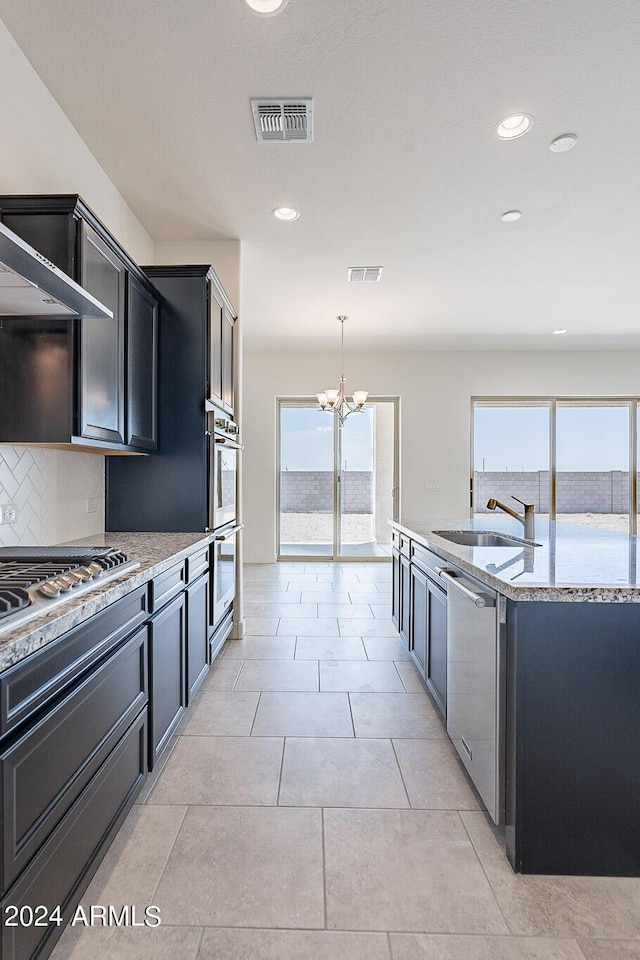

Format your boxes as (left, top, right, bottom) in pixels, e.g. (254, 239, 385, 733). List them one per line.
(0, 447, 104, 546)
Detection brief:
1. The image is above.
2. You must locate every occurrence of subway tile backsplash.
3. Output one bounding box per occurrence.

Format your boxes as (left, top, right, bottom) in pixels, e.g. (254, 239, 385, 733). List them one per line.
(0, 447, 104, 546)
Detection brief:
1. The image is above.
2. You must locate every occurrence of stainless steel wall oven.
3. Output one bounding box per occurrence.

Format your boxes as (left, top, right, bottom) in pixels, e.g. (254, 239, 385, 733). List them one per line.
(207, 411, 241, 532)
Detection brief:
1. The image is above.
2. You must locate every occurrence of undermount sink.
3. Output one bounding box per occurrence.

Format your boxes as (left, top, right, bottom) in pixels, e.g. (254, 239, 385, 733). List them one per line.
(433, 530, 540, 548)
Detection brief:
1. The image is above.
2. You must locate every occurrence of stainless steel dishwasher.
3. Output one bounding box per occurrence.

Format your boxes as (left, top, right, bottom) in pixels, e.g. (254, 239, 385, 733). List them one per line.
(436, 563, 505, 824)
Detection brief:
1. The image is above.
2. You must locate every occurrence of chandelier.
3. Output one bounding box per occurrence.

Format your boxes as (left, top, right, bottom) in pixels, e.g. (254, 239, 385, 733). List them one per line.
(316, 316, 369, 424)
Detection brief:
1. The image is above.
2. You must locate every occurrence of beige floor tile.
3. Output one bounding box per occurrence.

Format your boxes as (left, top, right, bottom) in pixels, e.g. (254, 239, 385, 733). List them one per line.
(155, 806, 324, 927)
(370, 603, 393, 618)
(244, 591, 302, 602)
(263, 602, 319, 617)
(318, 603, 375, 618)
(296, 580, 343, 592)
(235, 659, 319, 691)
(148, 736, 282, 805)
(199, 928, 391, 959)
(201, 658, 243, 691)
(577, 942, 640, 959)
(223, 637, 296, 659)
(339, 618, 398, 637)
(301, 591, 352, 603)
(78, 805, 187, 910)
(50, 924, 203, 960)
(282, 573, 323, 583)
(389, 934, 586, 960)
(348, 587, 387, 598)
(251, 692, 354, 737)
(393, 739, 480, 810)
(320, 660, 405, 692)
(295, 637, 367, 660)
(277, 617, 340, 636)
(461, 810, 640, 938)
(244, 601, 266, 616)
(179, 691, 260, 736)
(279, 737, 409, 808)
(246, 617, 280, 635)
(324, 808, 509, 933)
(363, 637, 411, 660)
(350, 693, 447, 738)
(394, 660, 425, 693)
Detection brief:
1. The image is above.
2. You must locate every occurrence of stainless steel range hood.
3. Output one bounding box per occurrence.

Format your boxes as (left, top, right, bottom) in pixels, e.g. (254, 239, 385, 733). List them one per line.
(0, 222, 112, 319)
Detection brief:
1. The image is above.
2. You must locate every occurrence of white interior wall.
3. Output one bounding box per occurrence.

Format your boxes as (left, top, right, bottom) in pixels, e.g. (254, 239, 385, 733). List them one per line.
(242, 349, 640, 563)
(0, 17, 159, 545)
(0, 20, 153, 262)
(153, 241, 241, 313)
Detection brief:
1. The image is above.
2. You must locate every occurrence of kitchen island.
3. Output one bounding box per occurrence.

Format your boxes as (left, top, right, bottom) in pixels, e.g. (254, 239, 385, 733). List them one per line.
(390, 517, 640, 878)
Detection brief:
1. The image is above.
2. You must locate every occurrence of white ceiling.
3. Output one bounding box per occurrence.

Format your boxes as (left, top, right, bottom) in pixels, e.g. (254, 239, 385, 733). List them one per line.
(1, 0, 640, 350)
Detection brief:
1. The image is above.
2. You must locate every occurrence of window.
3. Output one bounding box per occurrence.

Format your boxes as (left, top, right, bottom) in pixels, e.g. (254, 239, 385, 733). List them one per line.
(472, 399, 638, 534)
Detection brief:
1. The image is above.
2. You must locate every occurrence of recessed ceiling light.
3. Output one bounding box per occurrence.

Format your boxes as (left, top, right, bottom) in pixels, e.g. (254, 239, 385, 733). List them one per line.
(552, 329, 568, 335)
(244, 0, 288, 14)
(549, 133, 577, 153)
(495, 114, 534, 139)
(500, 210, 522, 222)
(272, 206, 300, 221)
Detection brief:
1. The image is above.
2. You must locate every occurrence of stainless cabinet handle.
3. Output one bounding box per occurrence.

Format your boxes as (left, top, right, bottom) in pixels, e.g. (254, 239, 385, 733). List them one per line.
(435, 568, 491, 608)
(214, 523, 244, 541)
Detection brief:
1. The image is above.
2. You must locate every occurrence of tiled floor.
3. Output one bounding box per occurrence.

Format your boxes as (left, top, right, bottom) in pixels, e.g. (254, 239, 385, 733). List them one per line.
(51, 561, 640, 960)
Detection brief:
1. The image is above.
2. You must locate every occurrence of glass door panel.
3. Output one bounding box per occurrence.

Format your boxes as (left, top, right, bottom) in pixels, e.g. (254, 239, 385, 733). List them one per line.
(473, 404, 551, 522)
(278, 404, 335, 557)
(338, 402, 395, 558)
(278, 398, 398, 560)
(556, 403, 630, 533)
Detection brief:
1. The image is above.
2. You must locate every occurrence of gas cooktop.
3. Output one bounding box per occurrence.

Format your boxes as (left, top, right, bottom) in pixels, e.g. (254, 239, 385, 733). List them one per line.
(0, 547, 140, 637)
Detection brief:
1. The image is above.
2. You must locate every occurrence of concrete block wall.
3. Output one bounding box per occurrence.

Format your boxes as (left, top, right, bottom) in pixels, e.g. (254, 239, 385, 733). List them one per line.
(474, 471, 630, 514)
(281, 471, 373, 513)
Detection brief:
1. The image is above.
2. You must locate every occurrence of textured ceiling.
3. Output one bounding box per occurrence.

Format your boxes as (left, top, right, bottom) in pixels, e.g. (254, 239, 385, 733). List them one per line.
(1, 0, 639, 349)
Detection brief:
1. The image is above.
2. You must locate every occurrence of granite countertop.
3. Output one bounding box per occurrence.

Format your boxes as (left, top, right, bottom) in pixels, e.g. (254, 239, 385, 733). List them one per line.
(391, 517, 640, 602)
(0, 532, 215, 672)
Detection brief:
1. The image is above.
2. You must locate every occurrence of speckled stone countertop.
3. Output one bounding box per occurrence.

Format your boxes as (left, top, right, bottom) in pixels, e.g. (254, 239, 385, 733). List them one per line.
(391, 517, 640, 602)
(0, 532, 214, 672)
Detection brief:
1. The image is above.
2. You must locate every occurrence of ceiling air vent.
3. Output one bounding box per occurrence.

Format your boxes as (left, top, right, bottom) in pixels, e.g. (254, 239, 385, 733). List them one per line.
(347, 266, 383, 282)
(251, 99, 313, 143)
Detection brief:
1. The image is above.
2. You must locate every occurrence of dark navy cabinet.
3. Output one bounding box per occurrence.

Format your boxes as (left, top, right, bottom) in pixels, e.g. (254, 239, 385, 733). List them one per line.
(0, 195, 158, 454)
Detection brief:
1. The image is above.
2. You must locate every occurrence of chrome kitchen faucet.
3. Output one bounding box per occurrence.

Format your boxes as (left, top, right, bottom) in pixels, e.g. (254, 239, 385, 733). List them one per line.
(486, 496, 536, 540)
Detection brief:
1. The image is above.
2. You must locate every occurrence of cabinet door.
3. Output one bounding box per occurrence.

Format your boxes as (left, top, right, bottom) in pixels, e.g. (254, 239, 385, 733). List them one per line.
(79, 223, 126, 443)
(392, 548, 401, 629)
(410, 564, 428, 675)
(208, 282, 224, 407)
(222, 307, 235, 412)
(149, 593, 186, 769)
(400, 555, 411, 648)
(127, 275, 158, 450)
(186, 574, 209, 704)
(426, 578, 447, 717)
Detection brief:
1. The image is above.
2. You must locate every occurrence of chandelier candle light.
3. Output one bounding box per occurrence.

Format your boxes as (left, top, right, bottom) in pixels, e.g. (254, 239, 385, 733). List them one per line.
(316, 316, 369, 424)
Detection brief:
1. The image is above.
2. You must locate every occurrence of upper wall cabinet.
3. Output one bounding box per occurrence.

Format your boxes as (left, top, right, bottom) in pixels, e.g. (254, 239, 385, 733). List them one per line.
(208, 279, 236, 415)
(0, 195, 158, 454)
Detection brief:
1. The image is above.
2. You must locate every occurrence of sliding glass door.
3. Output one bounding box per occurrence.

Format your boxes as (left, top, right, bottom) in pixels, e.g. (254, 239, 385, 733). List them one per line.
(472, 398, 637, 533)
(278, 398, 398, 559)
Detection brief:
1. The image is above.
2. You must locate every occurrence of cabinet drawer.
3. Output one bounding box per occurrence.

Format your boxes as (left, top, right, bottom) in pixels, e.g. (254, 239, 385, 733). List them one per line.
(186, 547, 209, 584)
(400, 534, 411, 556)
(412, 542, 446, 578)
(0, 584, 148, 738)
(1, 626, 148, 894)
(150, 561, 186, 612)
(0, 709, 147, 960)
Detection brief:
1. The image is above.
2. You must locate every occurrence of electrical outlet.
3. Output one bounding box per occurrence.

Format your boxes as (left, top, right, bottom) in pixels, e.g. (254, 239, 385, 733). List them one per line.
(0, 504, 18, 525)
(86, 498, 98, 514)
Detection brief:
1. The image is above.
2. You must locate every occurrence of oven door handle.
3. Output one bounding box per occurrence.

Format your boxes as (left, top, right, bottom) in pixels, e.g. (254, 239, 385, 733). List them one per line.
(214, 437, 244, 450)
(214, 523, 244, 541)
